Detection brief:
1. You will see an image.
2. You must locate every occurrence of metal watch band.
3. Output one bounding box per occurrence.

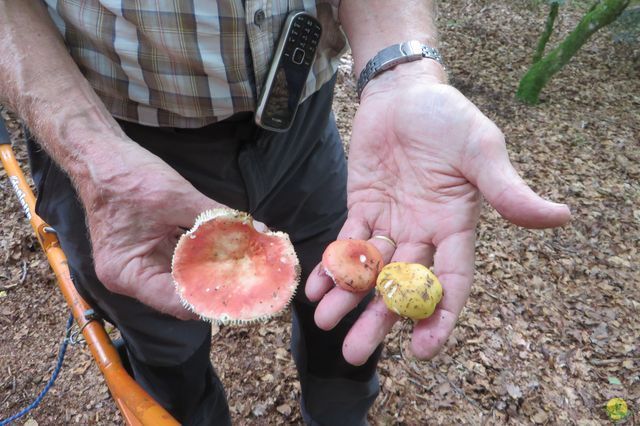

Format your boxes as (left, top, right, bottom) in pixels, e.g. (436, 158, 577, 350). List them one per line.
(356, 40, 444, 99)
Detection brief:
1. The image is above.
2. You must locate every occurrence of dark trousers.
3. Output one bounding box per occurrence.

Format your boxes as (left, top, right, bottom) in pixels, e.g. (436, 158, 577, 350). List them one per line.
(27, 77, 381, 425)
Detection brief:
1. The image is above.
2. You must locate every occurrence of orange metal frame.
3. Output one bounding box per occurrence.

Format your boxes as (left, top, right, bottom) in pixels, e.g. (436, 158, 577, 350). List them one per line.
(0, 143, 178, 426)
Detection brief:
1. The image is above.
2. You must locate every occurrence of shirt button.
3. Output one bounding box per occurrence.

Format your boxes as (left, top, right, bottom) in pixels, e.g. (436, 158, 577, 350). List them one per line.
(254, 9, 266, 27)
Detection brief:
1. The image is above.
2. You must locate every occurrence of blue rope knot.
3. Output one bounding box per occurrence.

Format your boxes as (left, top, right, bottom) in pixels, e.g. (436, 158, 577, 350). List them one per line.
(0, 313, 74, 426)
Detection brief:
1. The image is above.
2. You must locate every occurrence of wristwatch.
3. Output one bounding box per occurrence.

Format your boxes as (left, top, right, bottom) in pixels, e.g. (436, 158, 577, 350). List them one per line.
(356, 40, 444, 99)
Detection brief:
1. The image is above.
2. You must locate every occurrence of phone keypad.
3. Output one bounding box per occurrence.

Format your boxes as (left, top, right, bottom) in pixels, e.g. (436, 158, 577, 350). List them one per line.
(283, 14, 322, 68)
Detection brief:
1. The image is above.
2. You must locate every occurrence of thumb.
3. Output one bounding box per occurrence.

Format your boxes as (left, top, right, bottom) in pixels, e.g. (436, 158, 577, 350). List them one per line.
(464, 124, 571, 229)
(174, 189, 229, 230)
(181, 191, 267, 232)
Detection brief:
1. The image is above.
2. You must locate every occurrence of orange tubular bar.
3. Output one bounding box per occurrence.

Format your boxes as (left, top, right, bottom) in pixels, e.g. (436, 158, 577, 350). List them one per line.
(0, 142, 178, 426)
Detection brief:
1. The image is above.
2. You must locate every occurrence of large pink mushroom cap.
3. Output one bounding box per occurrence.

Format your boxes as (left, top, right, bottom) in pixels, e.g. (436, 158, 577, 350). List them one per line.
(172, 209, 300, 325)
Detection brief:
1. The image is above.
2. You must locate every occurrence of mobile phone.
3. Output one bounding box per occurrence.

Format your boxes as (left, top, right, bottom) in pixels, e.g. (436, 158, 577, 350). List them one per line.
(255, 11, 322, 132)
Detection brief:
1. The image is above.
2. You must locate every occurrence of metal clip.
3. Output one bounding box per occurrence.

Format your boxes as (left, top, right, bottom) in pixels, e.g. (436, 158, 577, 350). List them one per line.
(68, 309, 102, 344)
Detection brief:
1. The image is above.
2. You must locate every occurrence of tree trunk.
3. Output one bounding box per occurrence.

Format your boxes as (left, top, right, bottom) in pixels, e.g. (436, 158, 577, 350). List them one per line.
(517, 0, 630, 105)
(531, 3, 560, 64)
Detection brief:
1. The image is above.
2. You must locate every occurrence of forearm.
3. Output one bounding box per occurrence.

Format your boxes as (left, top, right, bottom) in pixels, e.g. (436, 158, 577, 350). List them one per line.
(0, 2, 140, 205)
(338, 0, 447, 83)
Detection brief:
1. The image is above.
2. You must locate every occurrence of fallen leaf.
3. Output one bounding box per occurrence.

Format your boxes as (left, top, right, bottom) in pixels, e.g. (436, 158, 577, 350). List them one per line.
(607, 256, 630, 268)
(590, 323, 609, 346)
(506, 383, 523, 400)
(275, 348, 288, 361)
(531, 410, 548, 424)
(276, 404, 292, 416)
(434, 399, 455, 409)
(608, 376, 622, 385)
(252, 403, 267, 417)
(72, 361, 91, 376)
(437, 382, 451, 396)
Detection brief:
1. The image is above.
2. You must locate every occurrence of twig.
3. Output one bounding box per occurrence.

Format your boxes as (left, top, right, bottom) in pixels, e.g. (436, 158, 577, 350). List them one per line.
(378, 391, 390, 408)
(408, 377, 435, 393)
(483, 291, 500, 301)
(0, 283, 18, 290)
(544, 241, 579, 255)
(0, 261, 28, 290)
(590, 357, 639, 366)
(19, 260, 27, 284)
(0, 368, 13, 405)
(414, 393, 432, 402)
(435, 371, 487, 413)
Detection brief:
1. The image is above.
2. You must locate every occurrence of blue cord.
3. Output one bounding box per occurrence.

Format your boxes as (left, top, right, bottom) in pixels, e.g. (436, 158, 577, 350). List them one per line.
(0, 313, 75, 426)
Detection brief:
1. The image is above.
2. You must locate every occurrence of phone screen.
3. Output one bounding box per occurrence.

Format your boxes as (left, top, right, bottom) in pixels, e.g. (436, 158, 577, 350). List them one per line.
(261, 58, 308, 130)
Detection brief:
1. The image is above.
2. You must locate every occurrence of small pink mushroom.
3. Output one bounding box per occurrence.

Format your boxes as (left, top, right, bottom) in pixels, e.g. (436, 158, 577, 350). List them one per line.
(321, 239, 383, 292)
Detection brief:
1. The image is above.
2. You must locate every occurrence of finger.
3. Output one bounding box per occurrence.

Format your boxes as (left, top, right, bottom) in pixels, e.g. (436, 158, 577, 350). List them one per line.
(368, 235, 396, 264)
(389, 241, 435, 266)
(167, 292, 200, 321)
(305, 216, 370, 301)
(312, 230, 396, 330)
(465, 125, 571, 229)
(342, 298, 398, 365)
(410, 230, 475, 359)
(314, 287, 368, 330)
(252, 219, 269, 233)
(341, 242, 433, 365)
(171, 191, 230, 229)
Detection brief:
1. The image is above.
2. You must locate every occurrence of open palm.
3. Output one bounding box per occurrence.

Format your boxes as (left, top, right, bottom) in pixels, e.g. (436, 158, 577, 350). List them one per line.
(307, 78, 571, 365)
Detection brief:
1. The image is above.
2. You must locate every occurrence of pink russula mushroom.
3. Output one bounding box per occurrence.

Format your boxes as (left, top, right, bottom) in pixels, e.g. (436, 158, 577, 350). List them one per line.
(171, 208, 300, 325)
(321, 239, 383, 292)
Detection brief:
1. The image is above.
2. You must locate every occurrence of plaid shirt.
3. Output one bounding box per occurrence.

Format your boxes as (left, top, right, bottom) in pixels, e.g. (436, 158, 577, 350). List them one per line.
(44, 0, 347, 127)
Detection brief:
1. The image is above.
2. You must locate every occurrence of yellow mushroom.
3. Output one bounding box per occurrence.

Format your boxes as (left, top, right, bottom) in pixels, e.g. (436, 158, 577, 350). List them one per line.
(376, 262, 443, 320)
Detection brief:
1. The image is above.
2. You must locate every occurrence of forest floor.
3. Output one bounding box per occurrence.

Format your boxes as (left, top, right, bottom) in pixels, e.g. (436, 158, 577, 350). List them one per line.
(1, 1, 639, 425)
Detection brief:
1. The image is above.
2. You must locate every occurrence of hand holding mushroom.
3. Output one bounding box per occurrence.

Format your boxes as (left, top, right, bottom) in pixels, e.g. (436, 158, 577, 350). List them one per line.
(306, 71, 571, 366)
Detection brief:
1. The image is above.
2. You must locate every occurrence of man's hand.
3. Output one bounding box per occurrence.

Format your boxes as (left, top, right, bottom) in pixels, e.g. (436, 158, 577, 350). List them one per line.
(84, 144, 226, 320)
(306, 62, 571, 365)
(0, 2, 233, 320)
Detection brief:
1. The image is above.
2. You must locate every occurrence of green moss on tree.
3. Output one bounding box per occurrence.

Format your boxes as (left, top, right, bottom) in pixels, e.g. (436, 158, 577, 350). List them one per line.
(531, 2, 560, 64)
(517, 0, 631, 105)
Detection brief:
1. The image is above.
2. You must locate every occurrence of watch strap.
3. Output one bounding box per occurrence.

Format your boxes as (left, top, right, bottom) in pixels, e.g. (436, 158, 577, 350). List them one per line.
(356, 40, 444, 99)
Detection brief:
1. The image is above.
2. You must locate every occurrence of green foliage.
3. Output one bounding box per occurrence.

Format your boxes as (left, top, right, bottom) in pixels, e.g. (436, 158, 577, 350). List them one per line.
(517, 0, 631, 105)
(532, 2, 561, 64)
(527, 0, 596, 11)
